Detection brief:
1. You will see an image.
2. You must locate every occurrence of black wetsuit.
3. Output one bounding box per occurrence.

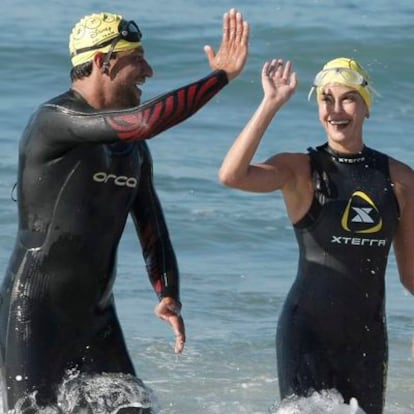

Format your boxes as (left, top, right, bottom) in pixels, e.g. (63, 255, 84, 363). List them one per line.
(276, 144, 400, 414)
(0, 70, 228, 410)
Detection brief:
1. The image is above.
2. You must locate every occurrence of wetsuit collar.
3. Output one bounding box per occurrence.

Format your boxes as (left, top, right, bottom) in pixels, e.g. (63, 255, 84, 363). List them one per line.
(320, 143, 367, 164)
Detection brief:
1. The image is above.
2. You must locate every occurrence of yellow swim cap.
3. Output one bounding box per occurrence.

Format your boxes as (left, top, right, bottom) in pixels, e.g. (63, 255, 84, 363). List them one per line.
(69, 12, 142, 67)
(312, 57, 373, 110)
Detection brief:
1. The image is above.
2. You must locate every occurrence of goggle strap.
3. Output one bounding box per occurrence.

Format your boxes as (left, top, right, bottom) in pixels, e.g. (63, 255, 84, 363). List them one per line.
(71, 37, 117, 57)
(101, 37, 121, 74)
(307, 86, 316, 101)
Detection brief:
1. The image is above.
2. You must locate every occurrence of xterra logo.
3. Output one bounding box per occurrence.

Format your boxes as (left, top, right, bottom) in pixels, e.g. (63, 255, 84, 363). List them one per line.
(341, 191, 382, 234)
(331, 191, 386, 247)
(93, 172, 137, 188)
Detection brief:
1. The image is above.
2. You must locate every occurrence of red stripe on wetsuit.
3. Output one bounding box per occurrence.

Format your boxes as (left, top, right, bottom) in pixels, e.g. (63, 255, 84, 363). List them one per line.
(105, 70, 228, 140)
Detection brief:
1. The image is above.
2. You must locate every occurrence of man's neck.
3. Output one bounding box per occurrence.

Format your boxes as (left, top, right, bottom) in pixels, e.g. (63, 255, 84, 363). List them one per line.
(71, 77, 108, 109)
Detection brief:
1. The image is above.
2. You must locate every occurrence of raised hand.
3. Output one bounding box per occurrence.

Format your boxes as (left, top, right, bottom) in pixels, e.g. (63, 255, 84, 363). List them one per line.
(261, 58, 297, 105)
(204, 8, 249, 81)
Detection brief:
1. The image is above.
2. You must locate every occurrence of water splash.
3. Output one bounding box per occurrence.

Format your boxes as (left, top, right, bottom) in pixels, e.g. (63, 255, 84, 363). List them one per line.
(269, 389, 366, 414)
(7, 370, 159, 414)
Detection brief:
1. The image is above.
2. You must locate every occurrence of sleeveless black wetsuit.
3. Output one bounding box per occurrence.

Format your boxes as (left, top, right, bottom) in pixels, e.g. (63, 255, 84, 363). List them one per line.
(0, 70, 228, 410)
(276, 143, 400, 414)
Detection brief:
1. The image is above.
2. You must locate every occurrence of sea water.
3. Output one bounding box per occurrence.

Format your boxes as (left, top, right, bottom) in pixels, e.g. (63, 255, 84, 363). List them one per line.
(0, 0, 413, 412)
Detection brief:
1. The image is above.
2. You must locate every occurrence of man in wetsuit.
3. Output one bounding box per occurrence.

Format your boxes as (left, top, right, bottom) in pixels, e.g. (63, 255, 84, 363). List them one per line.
(219, 57, 414, 413)
(0, 9, 249, 412)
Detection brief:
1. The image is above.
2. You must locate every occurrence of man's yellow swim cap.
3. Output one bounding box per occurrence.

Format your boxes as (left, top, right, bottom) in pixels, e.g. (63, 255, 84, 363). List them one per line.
(69, 12, 142, 67)
(311, 57, 373, 110)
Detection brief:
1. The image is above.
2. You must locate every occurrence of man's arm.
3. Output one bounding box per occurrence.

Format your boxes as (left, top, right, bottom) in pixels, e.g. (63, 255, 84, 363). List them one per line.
(130, 143, 185, 353)
(41, 70, 228, 145)
(41, 8, 249, 145)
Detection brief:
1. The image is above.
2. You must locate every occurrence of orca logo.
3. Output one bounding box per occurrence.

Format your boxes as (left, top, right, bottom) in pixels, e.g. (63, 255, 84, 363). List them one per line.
(341, 191, 382, 233)
(93, 172, 137, 188)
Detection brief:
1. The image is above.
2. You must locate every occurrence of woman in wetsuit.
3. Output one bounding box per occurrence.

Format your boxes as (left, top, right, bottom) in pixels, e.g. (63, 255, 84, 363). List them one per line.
(0, 10, 249, 412)
(219, 57, 414, 413)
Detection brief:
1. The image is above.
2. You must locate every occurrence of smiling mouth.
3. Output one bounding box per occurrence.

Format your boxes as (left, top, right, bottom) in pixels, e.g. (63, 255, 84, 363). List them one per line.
(329, 120, 350, 126)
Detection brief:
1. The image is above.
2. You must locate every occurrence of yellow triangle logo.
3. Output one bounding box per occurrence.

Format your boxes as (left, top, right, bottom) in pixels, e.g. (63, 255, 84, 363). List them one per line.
(341, 191, 382, 233)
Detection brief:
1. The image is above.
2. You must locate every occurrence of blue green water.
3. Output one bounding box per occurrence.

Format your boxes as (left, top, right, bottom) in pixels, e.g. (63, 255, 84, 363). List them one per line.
(1, 0, 413, 412)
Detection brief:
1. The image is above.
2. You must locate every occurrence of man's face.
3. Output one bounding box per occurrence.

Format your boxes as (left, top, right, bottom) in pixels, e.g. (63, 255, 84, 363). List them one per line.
(107, 47, 154, 107)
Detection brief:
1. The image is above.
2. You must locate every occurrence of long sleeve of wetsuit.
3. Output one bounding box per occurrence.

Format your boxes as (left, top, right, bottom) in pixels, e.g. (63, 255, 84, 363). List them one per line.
(38, 70, 228, 145)
(129, 142, 179, 301)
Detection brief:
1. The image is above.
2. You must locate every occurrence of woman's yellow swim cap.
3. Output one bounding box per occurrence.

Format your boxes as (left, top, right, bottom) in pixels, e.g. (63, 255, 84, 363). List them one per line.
(313, 57, 373, 110)
(69, 12, 141, 67)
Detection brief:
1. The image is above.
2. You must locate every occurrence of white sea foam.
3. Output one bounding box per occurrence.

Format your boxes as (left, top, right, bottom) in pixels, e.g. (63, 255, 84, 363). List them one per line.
(3, 370, 159, 414)
(270, 389, 366, 414)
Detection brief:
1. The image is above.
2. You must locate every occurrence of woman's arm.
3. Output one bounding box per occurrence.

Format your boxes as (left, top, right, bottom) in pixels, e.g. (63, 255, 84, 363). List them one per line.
(390, 158, 414, 294)
(219, 59, 298, 193)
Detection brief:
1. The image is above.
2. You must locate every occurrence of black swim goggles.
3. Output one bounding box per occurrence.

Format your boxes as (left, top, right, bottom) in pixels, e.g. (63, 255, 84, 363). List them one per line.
(101, 20, 142, 73)
(71, 19, 142, 71)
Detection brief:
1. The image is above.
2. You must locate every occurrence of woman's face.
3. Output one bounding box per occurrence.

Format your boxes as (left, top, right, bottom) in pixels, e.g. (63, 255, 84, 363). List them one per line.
(318, 83, 369, 153)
